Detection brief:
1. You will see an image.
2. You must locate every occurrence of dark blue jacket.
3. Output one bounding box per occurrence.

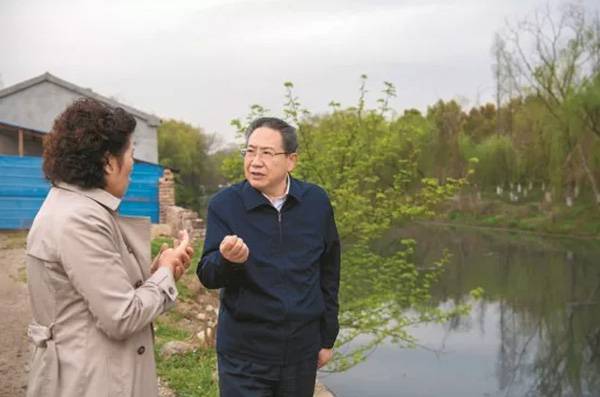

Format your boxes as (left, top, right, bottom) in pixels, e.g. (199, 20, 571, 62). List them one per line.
(197, 177, 340, 364)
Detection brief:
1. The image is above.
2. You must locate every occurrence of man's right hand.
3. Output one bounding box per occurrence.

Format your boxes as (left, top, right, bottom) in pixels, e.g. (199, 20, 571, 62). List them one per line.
(219, 235, 249, 264)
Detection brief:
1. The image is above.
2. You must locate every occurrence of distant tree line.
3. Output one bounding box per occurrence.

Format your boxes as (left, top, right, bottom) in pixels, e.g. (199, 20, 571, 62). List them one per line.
(161, 2, 600, 215)
(464, 2, 600, 205)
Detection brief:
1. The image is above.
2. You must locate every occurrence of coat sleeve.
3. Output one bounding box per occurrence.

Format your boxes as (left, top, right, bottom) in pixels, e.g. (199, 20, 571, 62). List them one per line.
(320, 201, 341, 349)
(197, 202, 246, 289)
(59, 207, 177, 341)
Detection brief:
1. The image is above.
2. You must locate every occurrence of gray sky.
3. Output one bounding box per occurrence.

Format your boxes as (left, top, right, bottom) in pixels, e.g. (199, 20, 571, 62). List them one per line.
(1, 0, 598, 144)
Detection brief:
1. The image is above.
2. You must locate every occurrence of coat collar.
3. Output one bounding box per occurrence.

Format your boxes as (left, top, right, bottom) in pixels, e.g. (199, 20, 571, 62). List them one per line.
(241, 175, 305, 211)
(55, 182, 121, 211)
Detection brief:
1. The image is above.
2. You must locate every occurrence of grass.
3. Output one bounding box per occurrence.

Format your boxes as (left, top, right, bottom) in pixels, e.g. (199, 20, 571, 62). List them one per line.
(151, 236, 219, 396)
(155, 322, 192, 343)
(155, 348, 218, 397)
(151, 236, 175, 257)
(153, 294, 219, 397)
(154, 319, 218, 397)
(440, 193, 600, 239)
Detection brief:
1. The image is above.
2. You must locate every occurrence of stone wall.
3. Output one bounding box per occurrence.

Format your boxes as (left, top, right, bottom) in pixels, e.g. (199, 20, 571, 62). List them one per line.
(159, 169, 176, 224)
(155, 168, 205, 243)
(165, 206, 205, 243)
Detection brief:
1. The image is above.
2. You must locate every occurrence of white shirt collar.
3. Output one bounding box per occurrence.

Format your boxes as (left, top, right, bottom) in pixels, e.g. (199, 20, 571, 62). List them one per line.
(262, 174, 290, 212)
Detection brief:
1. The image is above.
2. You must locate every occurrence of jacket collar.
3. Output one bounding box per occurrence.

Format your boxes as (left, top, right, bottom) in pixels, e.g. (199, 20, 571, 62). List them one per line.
(55, 182, 121, 211)
(241, 175, 305, 211)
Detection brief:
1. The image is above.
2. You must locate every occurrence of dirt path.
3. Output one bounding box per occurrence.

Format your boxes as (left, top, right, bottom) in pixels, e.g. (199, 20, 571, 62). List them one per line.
(0, 232, 30, 397)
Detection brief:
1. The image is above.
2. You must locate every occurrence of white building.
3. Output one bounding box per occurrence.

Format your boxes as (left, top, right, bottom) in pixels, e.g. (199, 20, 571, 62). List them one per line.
(0, 72, 160, 163)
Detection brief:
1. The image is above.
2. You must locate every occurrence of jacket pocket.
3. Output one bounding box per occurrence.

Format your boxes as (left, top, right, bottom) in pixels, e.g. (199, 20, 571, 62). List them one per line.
(106, 341, 130, 397)
(227, 287, 257, 321)
(229, 286, 285, 323)
(222, 287, 241, 318)
(223, 286, 256, 320)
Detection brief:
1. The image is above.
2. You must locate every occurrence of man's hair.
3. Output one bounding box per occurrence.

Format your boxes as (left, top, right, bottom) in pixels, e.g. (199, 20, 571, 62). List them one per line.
(245, 117, 298, 153)
(43, 98, 136, 189)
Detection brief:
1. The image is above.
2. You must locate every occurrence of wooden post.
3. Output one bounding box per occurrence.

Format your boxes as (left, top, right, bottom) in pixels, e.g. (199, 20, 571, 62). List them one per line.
(18, 129, 24, 157)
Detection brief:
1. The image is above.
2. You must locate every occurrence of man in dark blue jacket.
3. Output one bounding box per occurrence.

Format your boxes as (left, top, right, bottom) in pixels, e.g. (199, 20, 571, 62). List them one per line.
(197, 117, 340, 397)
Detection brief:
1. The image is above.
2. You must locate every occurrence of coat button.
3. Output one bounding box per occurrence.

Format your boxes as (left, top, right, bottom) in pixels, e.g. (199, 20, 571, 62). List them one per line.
(134, 280, 143, 288)
(168, 287, 175, 295)
(137, 346, 145, 355)
(127, 245, 134, 254)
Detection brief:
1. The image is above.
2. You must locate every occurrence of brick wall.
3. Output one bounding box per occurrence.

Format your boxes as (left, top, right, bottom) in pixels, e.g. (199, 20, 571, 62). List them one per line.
(159, 168, 176, 224)
(165, 205, 205, 243)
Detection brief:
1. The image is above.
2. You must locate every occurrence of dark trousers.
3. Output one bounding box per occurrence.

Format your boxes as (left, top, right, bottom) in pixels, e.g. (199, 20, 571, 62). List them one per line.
(217, 353, 318, 397)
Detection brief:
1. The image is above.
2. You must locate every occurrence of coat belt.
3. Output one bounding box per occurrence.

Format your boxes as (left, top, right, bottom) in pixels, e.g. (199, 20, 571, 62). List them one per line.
(26, 321, 60, 396)
(27, 321, 54, 347)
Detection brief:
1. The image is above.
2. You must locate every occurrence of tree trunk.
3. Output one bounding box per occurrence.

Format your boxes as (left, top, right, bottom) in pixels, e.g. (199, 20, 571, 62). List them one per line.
(577, 144, 600, 204)
(566, 195, 573, 207)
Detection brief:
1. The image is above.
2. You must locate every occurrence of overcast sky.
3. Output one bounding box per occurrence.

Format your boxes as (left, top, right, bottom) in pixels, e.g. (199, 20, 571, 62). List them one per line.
(1, 0, 598, 144)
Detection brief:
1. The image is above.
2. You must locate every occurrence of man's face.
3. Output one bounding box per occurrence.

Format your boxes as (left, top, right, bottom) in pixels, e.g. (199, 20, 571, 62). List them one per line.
(244, 127, 297, 196)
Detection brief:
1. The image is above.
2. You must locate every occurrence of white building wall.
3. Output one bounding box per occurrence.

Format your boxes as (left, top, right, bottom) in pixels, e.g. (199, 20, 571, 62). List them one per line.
(0, 81, 158, 163)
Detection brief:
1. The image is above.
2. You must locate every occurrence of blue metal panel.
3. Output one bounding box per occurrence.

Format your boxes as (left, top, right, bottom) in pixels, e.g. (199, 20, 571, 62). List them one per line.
(0, 156, 48, 229)
(0, 155, 163, 229)
(121, 162, 163, 223)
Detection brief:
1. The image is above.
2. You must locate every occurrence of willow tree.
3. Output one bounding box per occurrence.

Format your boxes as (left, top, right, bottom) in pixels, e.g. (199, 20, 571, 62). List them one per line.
(498, 2, 600, 203)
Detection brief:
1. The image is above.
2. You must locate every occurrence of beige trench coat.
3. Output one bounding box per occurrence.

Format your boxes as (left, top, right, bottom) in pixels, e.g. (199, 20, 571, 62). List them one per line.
(25, 183, 178, 397)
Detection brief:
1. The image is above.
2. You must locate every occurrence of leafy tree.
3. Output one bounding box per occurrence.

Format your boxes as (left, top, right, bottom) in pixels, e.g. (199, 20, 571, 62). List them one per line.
(464, 103, 497, 143)
(460, 133, 517, 188)
(509, 96, 552, 187)
(158, 119, 212, 212)
(425, 100, 467, 182)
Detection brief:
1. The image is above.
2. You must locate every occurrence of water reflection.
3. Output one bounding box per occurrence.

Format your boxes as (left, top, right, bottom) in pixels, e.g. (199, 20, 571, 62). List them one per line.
(323, 224, 600, 397)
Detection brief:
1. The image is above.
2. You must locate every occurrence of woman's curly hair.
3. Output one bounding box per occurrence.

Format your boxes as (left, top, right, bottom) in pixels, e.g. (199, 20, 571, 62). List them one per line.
(43, 98, 136, 188)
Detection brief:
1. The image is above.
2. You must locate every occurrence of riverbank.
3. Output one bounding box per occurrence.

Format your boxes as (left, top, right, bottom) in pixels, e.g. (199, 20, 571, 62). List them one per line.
(439, 194, 600, 239)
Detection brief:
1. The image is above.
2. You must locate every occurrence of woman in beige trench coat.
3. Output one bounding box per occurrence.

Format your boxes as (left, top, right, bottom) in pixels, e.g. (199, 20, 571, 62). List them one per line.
(25, 98, 194, 397)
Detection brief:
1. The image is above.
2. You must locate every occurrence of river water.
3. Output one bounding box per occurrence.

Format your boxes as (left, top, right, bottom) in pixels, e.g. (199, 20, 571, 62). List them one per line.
(321, 224, 600, 397)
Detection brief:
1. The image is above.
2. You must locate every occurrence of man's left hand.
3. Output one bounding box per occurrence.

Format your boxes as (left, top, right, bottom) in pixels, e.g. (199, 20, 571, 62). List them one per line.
(317, 348, 333, 369)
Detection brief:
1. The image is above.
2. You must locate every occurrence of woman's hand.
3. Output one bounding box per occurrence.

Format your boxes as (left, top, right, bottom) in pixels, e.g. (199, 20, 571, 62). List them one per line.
(155, 230, 194, 281)
(150, 243, 169, 274)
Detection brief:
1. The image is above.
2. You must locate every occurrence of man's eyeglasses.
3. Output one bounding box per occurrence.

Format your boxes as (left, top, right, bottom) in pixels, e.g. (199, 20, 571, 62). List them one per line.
(240, 147, 289, 160)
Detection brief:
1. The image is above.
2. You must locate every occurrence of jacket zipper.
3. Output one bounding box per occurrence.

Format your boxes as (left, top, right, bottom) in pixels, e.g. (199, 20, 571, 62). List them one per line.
(276, 208, 289, 364)
(277, 211, 282, 243)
